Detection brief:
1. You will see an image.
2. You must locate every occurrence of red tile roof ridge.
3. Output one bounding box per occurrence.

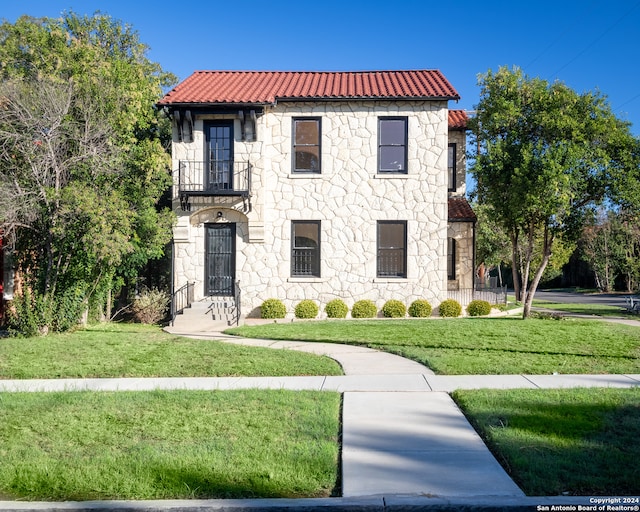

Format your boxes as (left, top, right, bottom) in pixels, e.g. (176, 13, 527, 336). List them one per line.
(159, 70, 460, 105)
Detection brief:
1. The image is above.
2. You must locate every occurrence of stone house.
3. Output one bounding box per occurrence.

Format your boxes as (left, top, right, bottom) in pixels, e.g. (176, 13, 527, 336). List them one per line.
(157, 70, 476, 325)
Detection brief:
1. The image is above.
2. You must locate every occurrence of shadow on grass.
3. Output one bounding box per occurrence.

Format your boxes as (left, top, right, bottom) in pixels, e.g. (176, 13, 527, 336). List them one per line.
(141, 464, 336, 500)
(456, 393, 640, 495)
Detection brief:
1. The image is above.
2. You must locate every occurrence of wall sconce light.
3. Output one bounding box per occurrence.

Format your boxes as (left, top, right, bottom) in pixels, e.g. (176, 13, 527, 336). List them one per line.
(217, 211, 223, 219)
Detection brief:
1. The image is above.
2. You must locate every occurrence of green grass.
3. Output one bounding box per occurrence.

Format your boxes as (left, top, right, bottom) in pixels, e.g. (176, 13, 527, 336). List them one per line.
(0, 389, 341, 500)
(227, 318, 640, 375)
(453, 387, 640, 495)
(0, 323, 342, 379)
(533, 299, 637, 318)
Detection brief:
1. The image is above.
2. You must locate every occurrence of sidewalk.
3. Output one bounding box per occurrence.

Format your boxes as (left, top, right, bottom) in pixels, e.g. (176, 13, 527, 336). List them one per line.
(1, 330, 639, 511)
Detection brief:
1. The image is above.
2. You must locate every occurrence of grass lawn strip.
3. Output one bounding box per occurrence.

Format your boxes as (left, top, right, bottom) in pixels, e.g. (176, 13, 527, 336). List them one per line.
(453, 387, 640, 496)
(228, 318, 640, 375)
(533, 299, 639, 318)
(0, 323, 342, 379)
(0, 389, 341, 500)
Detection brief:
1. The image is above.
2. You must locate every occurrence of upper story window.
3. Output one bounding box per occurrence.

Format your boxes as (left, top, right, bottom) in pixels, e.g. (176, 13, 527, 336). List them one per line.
(448, 143, 457, 191)
(292, 221, 321, 277)
(377, 221, 407, 278)
(205, 121, 234, 191)
(292, 118, 321, 173)
(378, 117, 407, 174)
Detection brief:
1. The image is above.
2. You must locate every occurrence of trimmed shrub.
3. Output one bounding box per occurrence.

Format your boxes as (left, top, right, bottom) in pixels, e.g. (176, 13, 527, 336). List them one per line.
(466, 299, 492, 317)
(408, 299, 432, 318)
(382, 299, 406, 318)
(132, 288, 170, 325)
(295, 299, 319, 319)
(438, 299, 462, 318)
(325, 298, 348, 318)
(351, 299, 377, 318)
(260, 298, 286, 319)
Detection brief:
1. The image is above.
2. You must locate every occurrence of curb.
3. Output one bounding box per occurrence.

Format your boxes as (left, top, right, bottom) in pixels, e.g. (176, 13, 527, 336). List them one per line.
(2, 495, 638, 512)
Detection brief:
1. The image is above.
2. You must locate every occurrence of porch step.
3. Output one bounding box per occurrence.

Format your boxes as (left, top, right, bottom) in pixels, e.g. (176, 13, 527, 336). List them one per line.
(170, 298, 240, 333)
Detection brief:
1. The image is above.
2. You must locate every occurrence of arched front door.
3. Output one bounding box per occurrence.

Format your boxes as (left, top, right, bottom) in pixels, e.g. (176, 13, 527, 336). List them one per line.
(205, 223, 235, 296)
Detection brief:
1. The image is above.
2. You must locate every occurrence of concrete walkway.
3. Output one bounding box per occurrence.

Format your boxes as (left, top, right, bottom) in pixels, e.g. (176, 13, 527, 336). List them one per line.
(1, 327, 639, 511)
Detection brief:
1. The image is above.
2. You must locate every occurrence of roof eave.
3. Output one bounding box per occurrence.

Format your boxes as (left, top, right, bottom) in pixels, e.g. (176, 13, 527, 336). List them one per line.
(157, 101, 274, 109)
(449, 216, 477, 223)
(157, 94, 460, 108)
(275, 95, 460, 102)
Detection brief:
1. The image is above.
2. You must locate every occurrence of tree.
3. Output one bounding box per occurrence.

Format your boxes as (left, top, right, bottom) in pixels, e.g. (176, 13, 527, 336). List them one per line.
(473, 202, 511, 287)
(469, 66, 639, 318)
(0, 13, 176, 333)
(474, 201, 575, 289)
(580, 208, 640, 293)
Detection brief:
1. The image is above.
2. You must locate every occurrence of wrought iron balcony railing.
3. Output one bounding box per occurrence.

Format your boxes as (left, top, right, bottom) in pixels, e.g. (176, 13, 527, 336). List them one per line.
(176, 160, 251, 211)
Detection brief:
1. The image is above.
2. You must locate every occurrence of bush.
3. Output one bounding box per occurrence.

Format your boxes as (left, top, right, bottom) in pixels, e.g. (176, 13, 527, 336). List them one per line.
(438, 299, 462, 318)
(351, 299, 377, 318)
(325, 299, 348, 318)
(7, 286, 86, 336)
(466, 299, 492, 317)
(132, 288, 170, 324)
(6, 288, 49, 337)
(260, 298, 286, 319)
(408, 299, 432, 318)
(295, 299, 319, 319)
(530, 311, 565, 320)
(382, 299, 406, 318)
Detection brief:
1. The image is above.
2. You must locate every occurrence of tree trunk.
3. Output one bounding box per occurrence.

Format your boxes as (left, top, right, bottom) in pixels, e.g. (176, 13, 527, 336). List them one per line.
(510, 232, 522, 301)
(523, 227, 554, 318)
(106, 287, 112, 322)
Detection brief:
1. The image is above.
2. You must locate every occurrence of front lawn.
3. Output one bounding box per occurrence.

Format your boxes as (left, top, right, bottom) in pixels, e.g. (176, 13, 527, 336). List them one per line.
(453, 387, 640, 495)
(0, 389, 341, 500)
(0, 323, 342, 379)
(227, 318, 640, 375)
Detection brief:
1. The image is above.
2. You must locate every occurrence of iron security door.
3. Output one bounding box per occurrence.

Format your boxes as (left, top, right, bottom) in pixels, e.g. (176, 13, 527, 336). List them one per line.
(205, 121, 233, 191)
(205, 223, 235, 296)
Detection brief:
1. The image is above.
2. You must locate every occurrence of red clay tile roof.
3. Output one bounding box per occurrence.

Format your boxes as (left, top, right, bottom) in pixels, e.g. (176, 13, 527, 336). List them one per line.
(448, 109, 468, 129)
(158, 70, 460, 106)
(448, 197, 476, 222)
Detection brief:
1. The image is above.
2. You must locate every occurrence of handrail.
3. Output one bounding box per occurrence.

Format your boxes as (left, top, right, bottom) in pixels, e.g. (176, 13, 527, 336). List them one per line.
(233, 280, 241, 326)
(171, 282, 194, 325)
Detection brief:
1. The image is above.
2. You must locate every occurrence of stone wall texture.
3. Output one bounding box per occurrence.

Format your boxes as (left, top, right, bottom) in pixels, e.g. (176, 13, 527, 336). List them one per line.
(172, 100, 469, 318)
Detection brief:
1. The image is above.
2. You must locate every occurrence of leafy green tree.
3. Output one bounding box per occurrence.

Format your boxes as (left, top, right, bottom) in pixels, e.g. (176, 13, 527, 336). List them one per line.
(469, 66, 639, 317)
(616, 215, 640, 292)
(581, 209, 640, 292)
(0, 13, 176, 332)
(475, 201, 574, 290)
(473, 202, 511, 287)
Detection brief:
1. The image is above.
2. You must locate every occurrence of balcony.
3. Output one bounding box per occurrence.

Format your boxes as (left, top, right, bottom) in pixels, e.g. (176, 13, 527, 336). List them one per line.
(176, 160, 251, 211)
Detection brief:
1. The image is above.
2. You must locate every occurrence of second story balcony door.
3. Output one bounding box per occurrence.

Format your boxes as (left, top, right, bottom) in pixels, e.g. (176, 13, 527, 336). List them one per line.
(206, 121, 233, 191)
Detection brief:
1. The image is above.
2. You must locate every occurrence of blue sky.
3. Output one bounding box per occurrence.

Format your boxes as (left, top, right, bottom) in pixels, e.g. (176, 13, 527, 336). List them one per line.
(3, 0, 640, 135)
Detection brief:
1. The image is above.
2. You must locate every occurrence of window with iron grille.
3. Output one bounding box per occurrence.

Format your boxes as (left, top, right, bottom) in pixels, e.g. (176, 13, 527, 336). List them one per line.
(292, 118, 321, 173)
(378, 117, 407, 173)
(377, 221, 407, 278)
(448, 143, 456, 191)
(292, 221, 320, 277)
(447, 238, 456, 280)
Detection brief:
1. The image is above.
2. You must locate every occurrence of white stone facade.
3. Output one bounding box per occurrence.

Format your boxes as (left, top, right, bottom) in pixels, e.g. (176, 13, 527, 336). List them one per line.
(447, 127, 475, 291)
(171, 99, 467, 318)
